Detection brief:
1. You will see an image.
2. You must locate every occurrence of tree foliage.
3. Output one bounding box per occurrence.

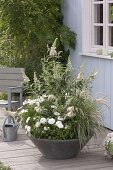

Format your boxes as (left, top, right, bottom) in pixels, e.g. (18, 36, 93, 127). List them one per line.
(0, 0, 76, 79)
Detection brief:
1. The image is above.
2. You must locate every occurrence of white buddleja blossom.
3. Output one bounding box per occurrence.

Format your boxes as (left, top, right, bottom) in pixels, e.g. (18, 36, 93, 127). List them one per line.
(33, 72, 38, 83)
(77, 72, 83, 80)
(35, 122, 40, 128)
(48, 118, 55, 125)
(40, 118, 47, 124)
(49, 38, 58, 56)
(26, 117, 31, 124)
(48, 94, 56, 101)
(22, 71, 30, 83)
(56, 121, 64, 129)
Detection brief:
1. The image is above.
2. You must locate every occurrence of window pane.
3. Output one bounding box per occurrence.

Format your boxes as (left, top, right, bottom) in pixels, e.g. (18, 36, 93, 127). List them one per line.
(109, 27, 113, 46)
(109, 3, 113, 23)
(94, 4, 103, 23)
(94, 26, 103, 45)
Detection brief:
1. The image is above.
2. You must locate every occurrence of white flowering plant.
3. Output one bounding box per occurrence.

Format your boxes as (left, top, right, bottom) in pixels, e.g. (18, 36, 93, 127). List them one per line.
(16, 39, 105, 143)
(104, 132, 113, 158)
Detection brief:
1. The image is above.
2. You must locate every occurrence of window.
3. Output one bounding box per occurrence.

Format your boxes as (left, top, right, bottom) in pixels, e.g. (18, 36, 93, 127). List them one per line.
(82, 0, 113, 55)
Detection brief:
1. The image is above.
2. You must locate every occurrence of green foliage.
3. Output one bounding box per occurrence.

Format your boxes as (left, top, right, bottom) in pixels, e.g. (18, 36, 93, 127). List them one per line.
(16, 41, 103, 143)
(0, 162, 12, 170)
(0, 92, 8, 100)
(0, 0, 76, 80)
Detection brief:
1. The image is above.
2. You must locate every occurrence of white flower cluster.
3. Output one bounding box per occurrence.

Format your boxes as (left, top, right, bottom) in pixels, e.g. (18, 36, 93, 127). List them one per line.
(104, 132, 113, 158)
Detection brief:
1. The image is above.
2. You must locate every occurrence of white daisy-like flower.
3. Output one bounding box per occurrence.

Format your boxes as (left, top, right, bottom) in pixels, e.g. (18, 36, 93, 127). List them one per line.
(26, 117, 31, 124)
(54, 112, 60, 116)
(39, 96, 45, 103)
(42, 94, 47, 98)
(26, 126, 31, 133)
(57, 116, 63, 121)
(40, 118, 47, 124)
(20, 109, 28, 114)
(35, 121, 40, 128)
(65, 125, 69, 129)
(48, 118, 55, 125)
(25, 125, 28, 130)
(48, 95, 56, 101)
(55, 121, 64, 129)
(44, 127, 48, 131)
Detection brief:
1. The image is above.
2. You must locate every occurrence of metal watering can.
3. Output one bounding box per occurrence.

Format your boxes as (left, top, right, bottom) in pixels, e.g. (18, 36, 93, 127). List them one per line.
(3, 116, 19, 142)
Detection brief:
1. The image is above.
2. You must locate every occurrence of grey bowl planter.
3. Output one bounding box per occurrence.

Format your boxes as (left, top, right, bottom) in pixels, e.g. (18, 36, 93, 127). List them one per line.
(30, 135, 92, 159)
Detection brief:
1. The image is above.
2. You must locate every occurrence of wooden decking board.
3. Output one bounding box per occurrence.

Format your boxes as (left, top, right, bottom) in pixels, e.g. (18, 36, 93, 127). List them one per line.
(0, 109, 113, 170)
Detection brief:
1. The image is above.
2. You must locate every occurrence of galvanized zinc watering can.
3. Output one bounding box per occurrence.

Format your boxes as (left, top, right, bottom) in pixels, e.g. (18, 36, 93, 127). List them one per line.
(3, 116, 19, 142)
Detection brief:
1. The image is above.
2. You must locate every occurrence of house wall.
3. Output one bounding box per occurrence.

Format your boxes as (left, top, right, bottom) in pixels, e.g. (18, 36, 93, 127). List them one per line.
(63, 0, 113, 130)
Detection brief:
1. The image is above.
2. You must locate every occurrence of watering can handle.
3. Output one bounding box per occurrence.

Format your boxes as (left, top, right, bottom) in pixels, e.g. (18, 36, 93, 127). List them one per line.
(3, 116, 15, 138)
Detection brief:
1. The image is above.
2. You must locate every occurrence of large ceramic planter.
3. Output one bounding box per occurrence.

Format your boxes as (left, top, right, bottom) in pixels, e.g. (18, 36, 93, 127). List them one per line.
(30, 135, 92, 159)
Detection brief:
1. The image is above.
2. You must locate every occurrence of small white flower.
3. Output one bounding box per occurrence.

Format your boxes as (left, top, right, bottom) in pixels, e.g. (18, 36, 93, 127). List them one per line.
(67, 106, 74, 112)
(25, 125, 28, 130)
(40, 118, 47, 124)
(20, 109, 28, 114)
(66, 111, 75, 118)
(42, 94, 47, 98)
(56, 121, 64, 129)
(44, 127, 48, 131)
(26, 126, 31, 133)
(51, 105, 57, 109)
(54, 112, 60, 116)
(35, 122, 40, 128)
(39, 96, 45, 103)
(57, 116, 63, 121)
(48, 95, 56, 101)
(48, 118, 55, 125)
(34, 106, 42, 112)
(65, 125, 69, 129)
(26, 117, 31, 124)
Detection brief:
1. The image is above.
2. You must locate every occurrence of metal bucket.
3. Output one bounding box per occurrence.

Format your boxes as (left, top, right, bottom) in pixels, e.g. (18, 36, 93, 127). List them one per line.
(3, 116, 19, 142)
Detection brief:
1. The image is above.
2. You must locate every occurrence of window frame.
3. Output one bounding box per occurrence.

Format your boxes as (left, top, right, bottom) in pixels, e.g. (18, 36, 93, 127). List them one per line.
(82, 0, 113, 55)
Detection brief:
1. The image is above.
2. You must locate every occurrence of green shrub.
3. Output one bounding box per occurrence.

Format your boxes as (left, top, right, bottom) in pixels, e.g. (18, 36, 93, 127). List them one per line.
(0, 162, 12, 170)
(0, 0, 76, 80)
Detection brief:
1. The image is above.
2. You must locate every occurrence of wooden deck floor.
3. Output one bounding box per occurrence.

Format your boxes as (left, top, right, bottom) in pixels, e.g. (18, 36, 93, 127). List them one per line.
(0, 108, 113, 170)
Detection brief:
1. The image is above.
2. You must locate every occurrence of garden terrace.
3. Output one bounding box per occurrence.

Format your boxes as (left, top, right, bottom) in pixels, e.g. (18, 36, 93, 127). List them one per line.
(0, 108, 113, 170)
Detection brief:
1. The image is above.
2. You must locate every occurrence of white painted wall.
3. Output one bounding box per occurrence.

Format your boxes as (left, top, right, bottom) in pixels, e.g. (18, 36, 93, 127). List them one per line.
(63, 0, 113, 130)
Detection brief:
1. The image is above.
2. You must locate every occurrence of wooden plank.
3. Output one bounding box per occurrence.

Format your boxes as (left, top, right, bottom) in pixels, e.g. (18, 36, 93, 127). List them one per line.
(0, 68, 24, 74)
(0, 80, 23, 86)
(0, 139, 35, 152)
(0, 148, 40, 159)
(0, 74, 23, 80)
(103, 60, 111, 129)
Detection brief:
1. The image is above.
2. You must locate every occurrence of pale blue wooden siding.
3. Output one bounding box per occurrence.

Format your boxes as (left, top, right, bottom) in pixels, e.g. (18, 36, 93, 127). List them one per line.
(63, 0, 112, 129)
